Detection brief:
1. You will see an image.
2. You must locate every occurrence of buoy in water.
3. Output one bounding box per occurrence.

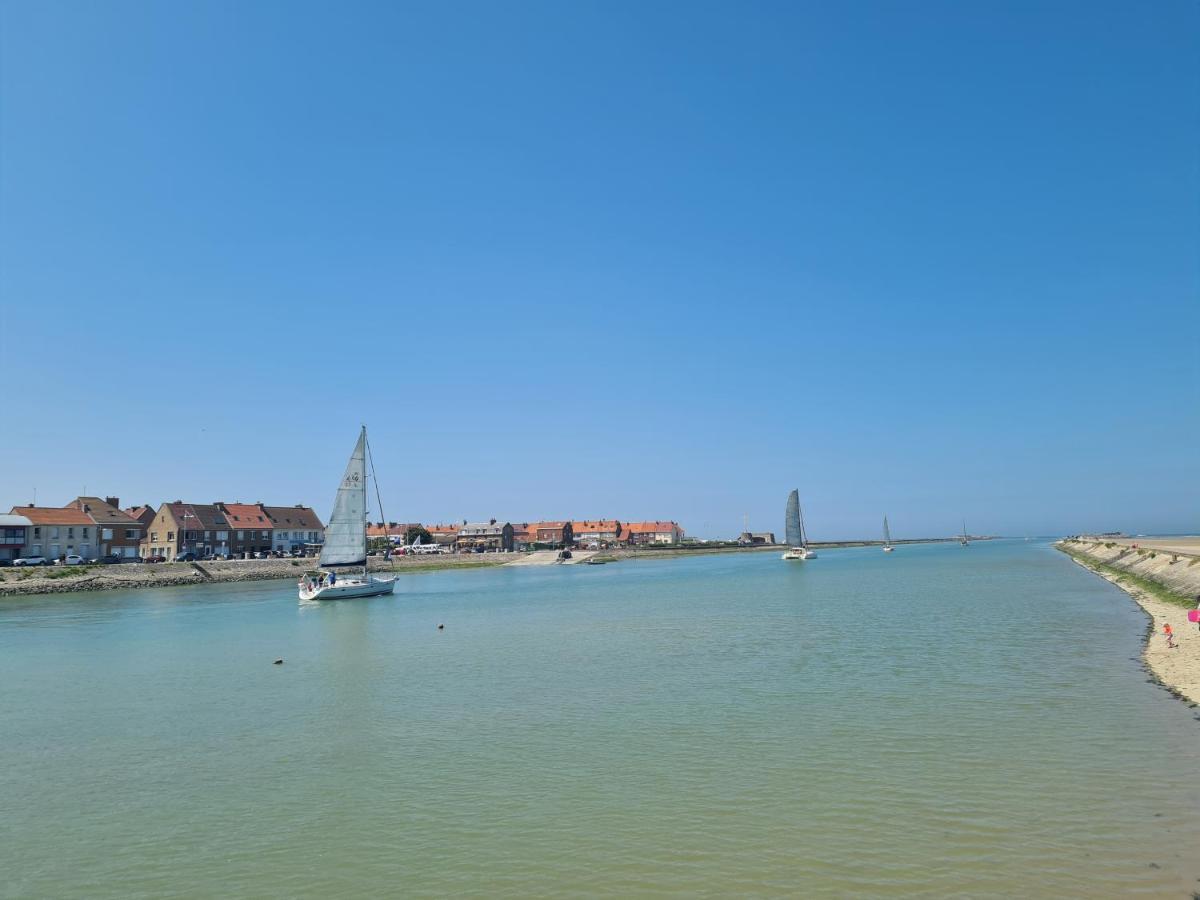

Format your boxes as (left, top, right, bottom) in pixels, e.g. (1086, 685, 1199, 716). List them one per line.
(437, 623, 444, 631)
(273, 658, 284, 665)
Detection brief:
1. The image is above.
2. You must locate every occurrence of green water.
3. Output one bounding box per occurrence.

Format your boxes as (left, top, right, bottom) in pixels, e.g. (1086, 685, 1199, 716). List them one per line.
(3, 541, 1199, 897)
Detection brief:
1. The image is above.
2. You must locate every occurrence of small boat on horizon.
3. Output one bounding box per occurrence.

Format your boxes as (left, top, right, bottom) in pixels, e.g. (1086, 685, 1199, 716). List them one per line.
(299, 426, 397, 601)
(782, 489, 817, 560)
(960, 519, 970, 547)
(883, 515, 894, 552)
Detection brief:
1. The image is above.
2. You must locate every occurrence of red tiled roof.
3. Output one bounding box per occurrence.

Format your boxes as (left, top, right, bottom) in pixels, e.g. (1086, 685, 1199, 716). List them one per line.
(165, 503, 229, 530)
(626, 521, 681, 533)
(11, 506, 95, 526)
(220, 503, 270, 526)
(426, 523, 461, 535)
(571, 520, 620, 532)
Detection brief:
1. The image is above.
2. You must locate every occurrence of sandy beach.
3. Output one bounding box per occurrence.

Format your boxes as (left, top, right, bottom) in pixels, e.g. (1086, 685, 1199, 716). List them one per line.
(1065, 553, 1200, 705)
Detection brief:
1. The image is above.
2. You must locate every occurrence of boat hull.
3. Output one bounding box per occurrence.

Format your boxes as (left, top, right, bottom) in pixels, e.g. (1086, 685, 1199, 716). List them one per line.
(782, 548, 817, 560)
(299, 576, 397, 601)
(883, 546, 894, 553)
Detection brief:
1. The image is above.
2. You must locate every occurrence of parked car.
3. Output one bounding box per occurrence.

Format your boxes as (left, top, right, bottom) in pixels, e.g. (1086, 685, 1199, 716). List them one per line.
(176, 551, 198, 562)
(253, 551, 268, 559)
(97, 555, 126, 564)
(62, 554, 85, 565)
(144, 555, 166, 563)
(0, 559, 12, 567)
(13, 556, 48, 566)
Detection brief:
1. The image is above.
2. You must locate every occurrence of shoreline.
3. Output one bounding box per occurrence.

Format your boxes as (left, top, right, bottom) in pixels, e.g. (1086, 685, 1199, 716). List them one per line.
(1058, 543, 1200, 706)
(0, 536, 985, 598)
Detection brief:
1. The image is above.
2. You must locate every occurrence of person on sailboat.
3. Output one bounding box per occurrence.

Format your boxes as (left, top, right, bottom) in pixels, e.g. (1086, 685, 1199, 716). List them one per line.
(328, 571, 336, 586)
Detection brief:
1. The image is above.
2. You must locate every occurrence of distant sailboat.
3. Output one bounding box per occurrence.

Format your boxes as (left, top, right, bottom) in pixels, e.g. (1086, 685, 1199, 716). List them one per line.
(960, 519, 970, 547)
(782, 489, 817, 560)
(298, 426, 398, 601)
(883, 515, 894, 552)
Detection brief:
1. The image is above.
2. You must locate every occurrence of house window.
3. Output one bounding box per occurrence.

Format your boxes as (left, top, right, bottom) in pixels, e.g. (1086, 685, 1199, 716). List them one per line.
(82, 527, 90, 539)
(237, 531, 243, 540)
(167, 532, 175, 541)
(102, 528, 113, 540)
(124, 529, 138, 539)
(150, 532, 158, 541)
(33, 527, 41, 538)
(50, 527, 60, 539)
(216, 531, 228, 541)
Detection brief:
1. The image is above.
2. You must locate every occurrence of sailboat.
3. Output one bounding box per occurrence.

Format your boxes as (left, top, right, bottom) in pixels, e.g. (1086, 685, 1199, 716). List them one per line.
(882, 515, 894, 552)
(298, 426, 398, 601)
(782, 489, 817, 560)
(959, 519, 970, 547)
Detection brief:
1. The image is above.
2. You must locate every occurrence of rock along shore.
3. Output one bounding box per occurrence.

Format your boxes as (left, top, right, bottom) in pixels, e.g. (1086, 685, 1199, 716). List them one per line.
(0, 554, 506, 597)
(1057, 539, 1200, 705)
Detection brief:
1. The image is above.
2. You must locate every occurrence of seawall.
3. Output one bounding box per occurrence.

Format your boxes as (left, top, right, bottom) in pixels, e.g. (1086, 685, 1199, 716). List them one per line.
(1057, 539, 1200, 705)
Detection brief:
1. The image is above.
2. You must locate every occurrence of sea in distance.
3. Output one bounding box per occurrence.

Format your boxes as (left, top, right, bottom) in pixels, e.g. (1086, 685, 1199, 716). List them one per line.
(3, 540, 1199, 897)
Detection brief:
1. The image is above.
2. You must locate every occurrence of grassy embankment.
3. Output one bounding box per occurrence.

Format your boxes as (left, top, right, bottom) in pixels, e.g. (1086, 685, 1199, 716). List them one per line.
(1057, 542, 1195, 609)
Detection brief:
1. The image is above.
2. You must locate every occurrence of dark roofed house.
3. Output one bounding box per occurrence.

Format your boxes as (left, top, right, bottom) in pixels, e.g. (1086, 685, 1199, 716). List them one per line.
(264, 505, 325, 553)
(67, 496, 144, 559)
(458, 520, 514, 552)
(141, 502, 231, 561)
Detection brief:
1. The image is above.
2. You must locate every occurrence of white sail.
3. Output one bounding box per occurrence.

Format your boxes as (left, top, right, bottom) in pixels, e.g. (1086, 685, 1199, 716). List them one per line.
(883, 515, 891, 545)
(785, 490, 802, 547)
(318, 427, 368, 567)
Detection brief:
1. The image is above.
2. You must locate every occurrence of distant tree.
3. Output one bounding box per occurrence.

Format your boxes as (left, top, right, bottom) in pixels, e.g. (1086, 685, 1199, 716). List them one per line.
(368, 536, 391, 551)
(405, 526, 432, 546)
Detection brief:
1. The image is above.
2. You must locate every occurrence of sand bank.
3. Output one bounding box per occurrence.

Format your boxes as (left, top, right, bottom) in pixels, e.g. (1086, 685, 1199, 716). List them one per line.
(1059, 541, 1200, 705)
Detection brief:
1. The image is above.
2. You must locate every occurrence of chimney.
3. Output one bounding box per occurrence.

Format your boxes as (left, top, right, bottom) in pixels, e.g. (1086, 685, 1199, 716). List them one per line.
(105, 497, 119, 508)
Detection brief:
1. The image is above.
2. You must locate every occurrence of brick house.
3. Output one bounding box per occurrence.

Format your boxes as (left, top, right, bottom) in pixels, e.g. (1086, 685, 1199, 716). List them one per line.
(142, 502, 232, 560)
(624, 521, 685, 545)
(66, 496, 144, 559)
(532, 521, 573, 547)
(217, 503, 275, 556)
(425, 524, 461, 550)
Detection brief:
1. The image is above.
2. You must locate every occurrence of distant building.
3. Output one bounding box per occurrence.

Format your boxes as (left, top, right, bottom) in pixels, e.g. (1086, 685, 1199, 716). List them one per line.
(366, 522, 422, 545)
(0, 513, 32, 562)
(425, 524, 461, 550)
(142, 502, 231, 560)
(624, 521, 685, 545)
(10, 505, 99, 560)
(458, 520, 514, 551)
(264, 505, 324, 553)
(737, 531, 777, 545)
(571, 520, 621, 546)
(66, 496, 144, 559)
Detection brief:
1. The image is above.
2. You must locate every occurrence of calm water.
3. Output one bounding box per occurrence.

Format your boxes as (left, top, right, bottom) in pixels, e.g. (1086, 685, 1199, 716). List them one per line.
(3, 541, 1199, 897)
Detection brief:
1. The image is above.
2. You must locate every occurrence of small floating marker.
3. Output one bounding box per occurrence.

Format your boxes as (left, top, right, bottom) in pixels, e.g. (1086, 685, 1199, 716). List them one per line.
(273, 658, 284, 665)
(437, 623, 444, 631)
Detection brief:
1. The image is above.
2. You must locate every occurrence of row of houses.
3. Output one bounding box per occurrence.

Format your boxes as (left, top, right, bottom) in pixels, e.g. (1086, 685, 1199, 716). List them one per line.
(368, 519, 686, 552)
(0, 496, 685, 563)
(0, 497, 323, 563)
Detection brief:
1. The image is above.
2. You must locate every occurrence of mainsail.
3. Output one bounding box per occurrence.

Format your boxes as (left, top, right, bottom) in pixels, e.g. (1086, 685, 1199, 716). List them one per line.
(883, 515, 891, 545)
(785, 489, 803, 548)
(318, 427, 368, 567)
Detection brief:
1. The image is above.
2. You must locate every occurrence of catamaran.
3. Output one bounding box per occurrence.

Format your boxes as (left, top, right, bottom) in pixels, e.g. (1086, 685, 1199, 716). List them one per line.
(883, 515, 894, 552)
(299, 426, 397, 601)
(782, 489, 817, 560)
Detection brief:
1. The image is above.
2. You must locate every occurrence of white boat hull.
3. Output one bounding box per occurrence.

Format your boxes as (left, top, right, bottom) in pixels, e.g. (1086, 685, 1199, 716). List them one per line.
(299, 575, 397, 601)
(782, 548, 817, 560)
(883, 546, 894, 553)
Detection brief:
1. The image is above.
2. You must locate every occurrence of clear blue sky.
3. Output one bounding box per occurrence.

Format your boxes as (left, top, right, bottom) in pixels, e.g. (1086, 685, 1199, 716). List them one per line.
(1, 0, 1196, 539)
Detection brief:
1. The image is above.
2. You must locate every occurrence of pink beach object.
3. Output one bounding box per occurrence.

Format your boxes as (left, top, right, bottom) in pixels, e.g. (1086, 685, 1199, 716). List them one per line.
(1187, 610, 1200, 623)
